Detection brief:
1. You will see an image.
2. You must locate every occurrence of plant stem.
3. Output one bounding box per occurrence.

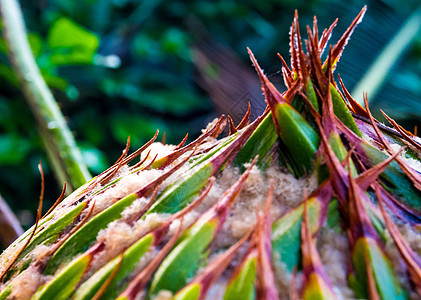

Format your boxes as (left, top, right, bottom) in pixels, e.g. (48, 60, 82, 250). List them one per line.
(0, 195, 23, 248)
(351, 8, 421, 105)
(0, 0, 92, 192)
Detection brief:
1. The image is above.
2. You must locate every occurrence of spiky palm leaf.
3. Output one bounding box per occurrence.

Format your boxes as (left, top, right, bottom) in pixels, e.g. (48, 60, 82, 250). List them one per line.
(2, 7, 421, 300)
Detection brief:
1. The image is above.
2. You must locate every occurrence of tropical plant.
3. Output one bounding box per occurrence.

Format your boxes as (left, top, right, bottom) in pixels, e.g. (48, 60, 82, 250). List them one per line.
(2, 5, 421, 300)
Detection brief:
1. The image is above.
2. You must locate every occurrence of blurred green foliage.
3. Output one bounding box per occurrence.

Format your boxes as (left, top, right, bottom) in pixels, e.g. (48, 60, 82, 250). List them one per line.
(0, 0, 420, 227)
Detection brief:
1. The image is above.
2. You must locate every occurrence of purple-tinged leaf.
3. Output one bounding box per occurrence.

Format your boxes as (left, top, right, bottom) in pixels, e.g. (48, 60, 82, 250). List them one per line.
(381, 110, 421, 152)
(174, 231, 252, 300)
(336, 116, 421, 211)
(146, 115, 265, 215)
(256, 183, 279, 300)
(271, 181, 332, 273)
(90, 252, 123, 300)
(338, 74, 369, 119)
(348, 169, 381, 243)
(376, 186, 421, 294)
(301, 198, 337, 300)
(148, 158, 257, 296)
(293, 10, 309, 83)
(224, 238, 258, 300)
(363, 95, 421, 191)
(317, 121, 349, 205)
(305, 24, 328, 92)
(73, 179, 214, 300)
(374, 183, 421, 225)
(354, 149, 404, 192)
(364, 250, 381, 300)
(117, 219, 184, 300)
(149, 177, 215, 244)
(32, 242, 105, 300)
(347, 171, 406, 299)
(326, 6, 367, 71)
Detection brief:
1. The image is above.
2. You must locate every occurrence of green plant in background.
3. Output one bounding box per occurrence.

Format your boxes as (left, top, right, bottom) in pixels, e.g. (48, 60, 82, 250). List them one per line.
(2, 4, 421, 299)
(0, 0, 92, 192)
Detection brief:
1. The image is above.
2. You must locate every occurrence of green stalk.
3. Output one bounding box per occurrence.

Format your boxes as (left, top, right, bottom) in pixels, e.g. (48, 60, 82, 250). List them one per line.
(351, 8, 421, 104)
(0, 0, 91, 192)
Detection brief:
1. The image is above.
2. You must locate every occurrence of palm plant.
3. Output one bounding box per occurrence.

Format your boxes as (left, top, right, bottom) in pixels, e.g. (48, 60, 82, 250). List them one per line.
(1, 6, 421, 300)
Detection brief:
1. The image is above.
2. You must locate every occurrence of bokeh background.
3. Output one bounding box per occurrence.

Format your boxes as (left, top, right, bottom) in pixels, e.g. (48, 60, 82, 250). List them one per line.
(0, 0, 420, 228)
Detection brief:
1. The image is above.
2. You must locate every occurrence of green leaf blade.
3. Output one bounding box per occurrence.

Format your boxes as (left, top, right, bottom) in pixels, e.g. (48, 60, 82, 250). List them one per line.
(149, 220, 217, 296)
(45, 194, 138, 274)
(224, 255, 257, 300)
(73, 234, 154, 300)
